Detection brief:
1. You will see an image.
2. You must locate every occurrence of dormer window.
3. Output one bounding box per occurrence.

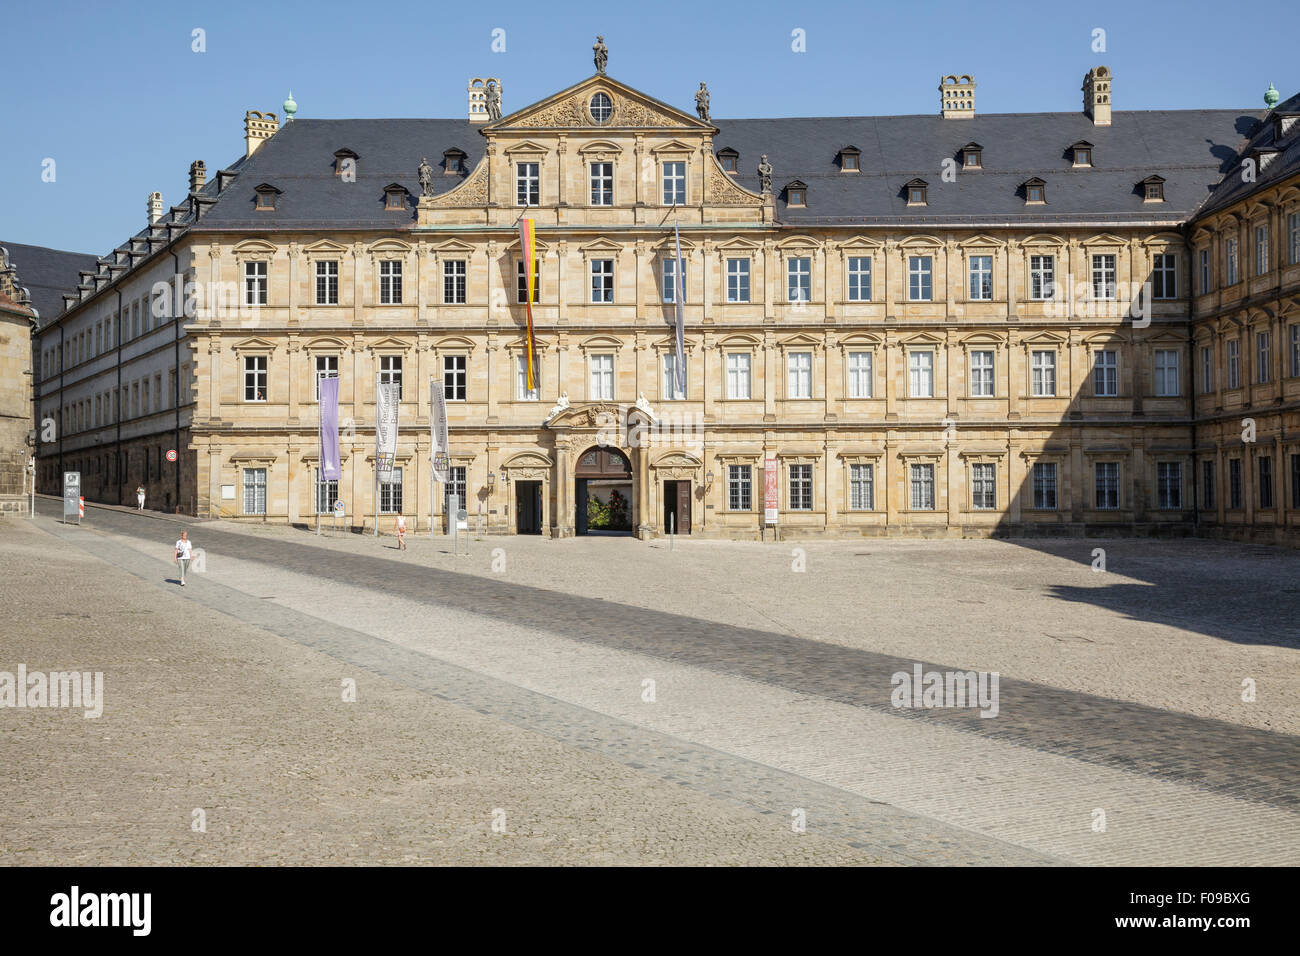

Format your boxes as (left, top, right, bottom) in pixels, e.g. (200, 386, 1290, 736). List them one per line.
(1141, 175, 1166, 203)
(443, 148, 467, 174)
(1022, 177, 1046, 204)
(717, 147, 739, 173)
(905, 178, 928, 206)
(333, 148, 359, 177)
(382, 184, 409, 210)
(1070, 141, 1093, 167)
(784, 181, 807, 207)
(254, 183, 281, 210)
(960, 142, 982, 168)
(838, 146, 861, 172)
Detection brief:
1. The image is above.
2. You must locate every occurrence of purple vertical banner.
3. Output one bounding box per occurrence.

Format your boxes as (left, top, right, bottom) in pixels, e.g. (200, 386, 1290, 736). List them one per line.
(319, 376, 341, 481)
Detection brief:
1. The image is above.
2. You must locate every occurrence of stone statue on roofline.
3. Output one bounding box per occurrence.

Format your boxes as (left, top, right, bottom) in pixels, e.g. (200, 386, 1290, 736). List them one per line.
(486, 80, 502, 121)
(695, 83, 710, 122)
(593, 36, 608, 74)
(417, 157, 434, 197)
(757, 154, 773, 193)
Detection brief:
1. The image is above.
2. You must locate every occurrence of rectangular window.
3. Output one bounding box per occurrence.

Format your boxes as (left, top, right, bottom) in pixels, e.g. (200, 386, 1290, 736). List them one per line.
(314, 355, 338, 402)
(787, 351, 812, 399)
(662, 353, 687, 400)
(1292, 453, 1300, 509)
(1157, 462, 1182, 509)
(443, 354, 466, 402)
(1154, 349, 1180, 397)
(445, 466, 467, 516)
(1227, 338, 1240, 389)
(787, 257, 811, 302)
(1225, 238, 1239, 285)
(1201, 346, 1214, 394)
(315, 260, 338, 305)
(1093, 350, 1118, 397)
(589, 354, 614, 400)
(968, 255, 993, 300)
(242, 468, 267, 515)
(379, 354, 403, 400)
(516, 162, 539, 206)
(1199, 248, 1211, 294)
(590, 162, 613, 206)
(847, 257, 872, 301)
(1255, 225, 1269, 276)
(726, 258, 750, 303)
(1094, 462, 1120, 510)
(662, 161, 686, 205)
(1032, 462, 1058, 510)
(908, 350, 934, 398)
(1029, 255, 1055, 300)
(908, 256, 933, 301)
(909, 463, 935, 510)
(788, 464, 812, 511)
(971, 463, 996, 510)
(243, 355, 267, 402)
(1257, 331, 1272, 383)
(516, 259, 540, 304)
(1202, 459, 1216, 510)
(380, 467, 403, 514)
(1229, 458, 1242, 508)
(662, 258, 685, 303)
(1258, 455, 1274, 509)
(304, 468, 336, 515)
(726, 353, 751, 400)
(848, 351, 873, 399)
(1290, 212, 1300, 266)
(727, 465, 752, 511)
(1291, 325, 1300, 378)
(516, 355, 539, 401)
(1091, 254, 1116, 299)
(590, 259, 614, 303)
(1031, 350, 1057, 397)
(970, 349, 994, 397)
(849, 463, 875, 510)
(442, 260, 466, 304)
(1152, 253, 1177, 299)
(379, 260, 403, 305)
(244, 261, 268, 306)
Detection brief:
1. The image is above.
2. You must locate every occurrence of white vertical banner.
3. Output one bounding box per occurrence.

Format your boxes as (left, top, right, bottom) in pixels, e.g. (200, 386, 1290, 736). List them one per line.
(375, 379, 399, 475)
(429, 377, 449, 483)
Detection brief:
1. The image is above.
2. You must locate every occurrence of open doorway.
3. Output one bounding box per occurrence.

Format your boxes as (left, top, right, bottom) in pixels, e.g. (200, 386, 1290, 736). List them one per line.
(515, 480, 542, 534)
(574, 446, 633, 536)
(662, 479, 692, 534)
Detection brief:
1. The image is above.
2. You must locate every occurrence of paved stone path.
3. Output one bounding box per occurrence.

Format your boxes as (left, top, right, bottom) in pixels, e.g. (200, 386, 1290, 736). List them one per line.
(16, 499, 1300, 864)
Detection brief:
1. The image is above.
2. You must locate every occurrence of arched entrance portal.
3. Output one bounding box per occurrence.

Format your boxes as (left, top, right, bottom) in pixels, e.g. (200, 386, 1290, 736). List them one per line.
(574, 445, 634, 536)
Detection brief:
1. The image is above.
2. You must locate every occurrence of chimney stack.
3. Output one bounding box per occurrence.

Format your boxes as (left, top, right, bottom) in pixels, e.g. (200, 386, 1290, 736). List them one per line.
(244, 110, 280, 157)
(467, 77, 502, 123)
(940, 75, 976, 119)
(147, 191, 163, 223)
(1083, 66, 1112, 126)
(189, 160, 206, 193)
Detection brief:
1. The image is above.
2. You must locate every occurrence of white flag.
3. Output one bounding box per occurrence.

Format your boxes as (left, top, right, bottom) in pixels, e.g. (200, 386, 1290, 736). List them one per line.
(430, 377, 449, 483)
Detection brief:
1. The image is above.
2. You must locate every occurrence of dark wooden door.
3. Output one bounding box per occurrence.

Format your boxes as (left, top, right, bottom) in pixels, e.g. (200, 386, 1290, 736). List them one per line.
(675, 480, 691, 533)
(515, 481, 541, 534)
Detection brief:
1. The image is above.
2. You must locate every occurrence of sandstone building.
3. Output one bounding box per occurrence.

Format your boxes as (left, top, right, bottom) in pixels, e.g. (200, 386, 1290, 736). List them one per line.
(29, 63, 1300, 542)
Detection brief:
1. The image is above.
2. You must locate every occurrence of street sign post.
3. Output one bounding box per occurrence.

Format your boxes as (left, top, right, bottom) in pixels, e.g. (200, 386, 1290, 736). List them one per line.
(333, 498, 344, 535)
(63, 472, 81, 525)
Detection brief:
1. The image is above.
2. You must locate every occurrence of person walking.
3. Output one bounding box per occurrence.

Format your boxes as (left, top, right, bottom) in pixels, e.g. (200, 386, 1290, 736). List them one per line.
(174, 530, 193, 586)
(136, 484, 146, 511)
(395, 513, 407, 551)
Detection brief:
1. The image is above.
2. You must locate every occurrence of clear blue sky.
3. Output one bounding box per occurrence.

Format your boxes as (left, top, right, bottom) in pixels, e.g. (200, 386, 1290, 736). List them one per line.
(2, 0, 1295, 254)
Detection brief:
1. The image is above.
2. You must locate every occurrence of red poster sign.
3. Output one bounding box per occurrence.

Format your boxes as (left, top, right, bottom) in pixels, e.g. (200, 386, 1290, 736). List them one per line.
(764, 457, 778, 524)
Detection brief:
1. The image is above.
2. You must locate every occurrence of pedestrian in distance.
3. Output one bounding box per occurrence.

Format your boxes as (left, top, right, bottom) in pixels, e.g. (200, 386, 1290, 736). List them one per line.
(396, 513, 407, 551)
(136, 484, 146, 511)
(174, 530, 193, 586)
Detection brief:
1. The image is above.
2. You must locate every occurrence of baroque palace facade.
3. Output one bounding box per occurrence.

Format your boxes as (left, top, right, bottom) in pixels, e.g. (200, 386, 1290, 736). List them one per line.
(30, 59, 1300, 541)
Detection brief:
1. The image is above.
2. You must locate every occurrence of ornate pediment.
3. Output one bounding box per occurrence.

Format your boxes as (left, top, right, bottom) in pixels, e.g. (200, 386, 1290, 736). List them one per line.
(490, 74, 712, 131)
(544, 399, 622, 428)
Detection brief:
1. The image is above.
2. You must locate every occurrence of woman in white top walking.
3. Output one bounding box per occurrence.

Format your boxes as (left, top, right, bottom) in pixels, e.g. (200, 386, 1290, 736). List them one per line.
(136, 485, 146, 511)
(174, 531, 193, 585)
(395, 513, 407, 550)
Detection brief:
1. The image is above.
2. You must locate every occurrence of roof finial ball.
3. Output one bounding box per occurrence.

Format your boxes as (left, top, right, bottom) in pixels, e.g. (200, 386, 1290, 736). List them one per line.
(1264, 82, 1280, 109)
(283, 90, 298, 122)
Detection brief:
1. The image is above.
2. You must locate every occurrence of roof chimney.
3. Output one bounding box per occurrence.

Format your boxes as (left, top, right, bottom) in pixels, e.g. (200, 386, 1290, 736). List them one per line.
(244, 110, 280, 157)
(1083, 66, 1112, 126)
(189, 160, 206, 193)
(940, 75, 976, 119)
(147, 191, 163, 223)
(468, 77, 501, 123)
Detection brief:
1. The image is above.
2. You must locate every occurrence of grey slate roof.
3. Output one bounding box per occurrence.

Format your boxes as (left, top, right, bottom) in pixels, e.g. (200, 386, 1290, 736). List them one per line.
(0, 241, 98, 323)
(1196, 91, 1300, 219)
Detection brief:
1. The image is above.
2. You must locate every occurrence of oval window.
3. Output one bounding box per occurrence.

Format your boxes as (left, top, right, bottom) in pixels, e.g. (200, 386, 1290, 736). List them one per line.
(590, 92, 613, 124)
